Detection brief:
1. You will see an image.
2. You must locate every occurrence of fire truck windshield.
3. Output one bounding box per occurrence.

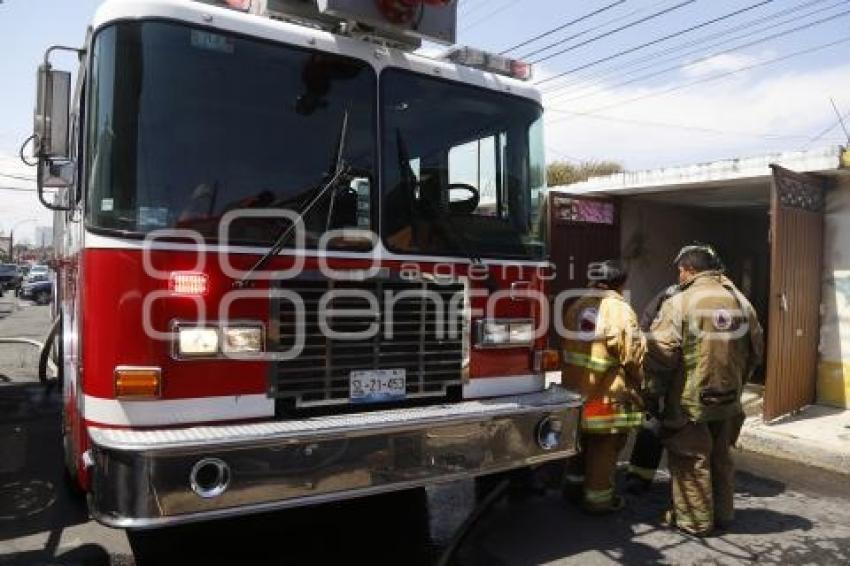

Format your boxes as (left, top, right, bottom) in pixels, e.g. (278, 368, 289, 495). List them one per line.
(85, 21, 377, 250)
(85, 20, 545, 260)
(381, 68, 546, 260)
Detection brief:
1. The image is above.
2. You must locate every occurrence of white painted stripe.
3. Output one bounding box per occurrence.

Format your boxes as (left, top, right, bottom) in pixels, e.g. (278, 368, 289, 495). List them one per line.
(463, 374, 545, 399)
(82, 394, 275, 427)
(84, 377, 544, 425)
(82, 232, 549, 267)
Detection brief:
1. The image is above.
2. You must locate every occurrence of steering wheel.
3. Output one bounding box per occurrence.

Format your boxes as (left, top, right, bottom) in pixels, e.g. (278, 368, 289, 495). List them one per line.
(445, 183, 480, 216)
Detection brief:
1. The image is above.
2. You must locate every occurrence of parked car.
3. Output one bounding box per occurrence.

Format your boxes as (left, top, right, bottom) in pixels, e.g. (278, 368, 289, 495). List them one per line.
(20, 278, 53, 305)
(0, 263, 23, 294)
(25, 264, 50, 283)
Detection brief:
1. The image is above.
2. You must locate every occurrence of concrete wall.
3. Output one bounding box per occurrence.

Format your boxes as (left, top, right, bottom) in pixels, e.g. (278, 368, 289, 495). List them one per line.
(621, 200, 715, 315)
(620, 198, 770, 323)
(818, 176, 850, 408)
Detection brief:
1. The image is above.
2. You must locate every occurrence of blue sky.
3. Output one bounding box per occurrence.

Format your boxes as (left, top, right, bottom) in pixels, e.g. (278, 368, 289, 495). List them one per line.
(2, 0, 850, 238)
(456, 0, 850, 167)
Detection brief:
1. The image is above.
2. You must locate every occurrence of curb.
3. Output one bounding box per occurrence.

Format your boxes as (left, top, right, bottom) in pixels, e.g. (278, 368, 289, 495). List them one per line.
(737, 416, 850, 477)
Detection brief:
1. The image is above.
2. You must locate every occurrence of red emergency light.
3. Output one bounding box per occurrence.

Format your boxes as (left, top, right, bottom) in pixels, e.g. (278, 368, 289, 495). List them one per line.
(376, 0, 452, 26)
(169, 272, 210, 296)
(443, 46, 534, 81)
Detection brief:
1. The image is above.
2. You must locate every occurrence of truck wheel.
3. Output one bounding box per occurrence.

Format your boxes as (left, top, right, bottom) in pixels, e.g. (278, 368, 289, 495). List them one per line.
(36, 290, 50, 305)
(61, 427, 85, 499)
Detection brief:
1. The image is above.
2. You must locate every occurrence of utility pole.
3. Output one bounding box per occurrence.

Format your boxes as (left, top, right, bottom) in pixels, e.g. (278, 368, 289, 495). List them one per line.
(830, 98, 850, 145)
(10, 218, 36, 264)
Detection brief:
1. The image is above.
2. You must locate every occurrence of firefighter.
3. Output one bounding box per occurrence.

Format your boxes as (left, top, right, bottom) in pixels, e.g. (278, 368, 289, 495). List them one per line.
(645, 245, 764, 536)
(561, 259, 645, 514)
(625, 283, 680, 494)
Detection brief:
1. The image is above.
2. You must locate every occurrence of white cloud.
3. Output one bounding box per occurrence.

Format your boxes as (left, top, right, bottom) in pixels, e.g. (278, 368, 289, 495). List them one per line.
(543, 63, 850, 170)
(679, 52, 760, 78)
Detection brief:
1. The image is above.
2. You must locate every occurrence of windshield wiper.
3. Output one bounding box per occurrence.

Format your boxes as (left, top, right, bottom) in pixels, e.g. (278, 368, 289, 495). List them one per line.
(234, 111, 350, 288)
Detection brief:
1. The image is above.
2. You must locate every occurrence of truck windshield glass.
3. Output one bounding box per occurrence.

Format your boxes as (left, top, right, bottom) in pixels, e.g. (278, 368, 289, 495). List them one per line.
(381, 69, 546, 260)
(86, 21, 376, 249)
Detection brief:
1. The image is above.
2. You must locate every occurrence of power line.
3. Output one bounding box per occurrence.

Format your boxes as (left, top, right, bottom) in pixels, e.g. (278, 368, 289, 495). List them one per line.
(535, 0, 775, 85)
(542, 0, 841, 97)
(518, 0, 677, 60)
(461, 0, 518, 31)
(830, 97, 850, 143)
(529, 0, 697, 65)
(802, 105, 850, 148)
(499, 1, 626, 55)
(458, 0, 489, 17)
(546, 35, 850, 123)
(0, 172, 36, 183)
(0, 186, 39, 193)
(546, 5, 850, 104)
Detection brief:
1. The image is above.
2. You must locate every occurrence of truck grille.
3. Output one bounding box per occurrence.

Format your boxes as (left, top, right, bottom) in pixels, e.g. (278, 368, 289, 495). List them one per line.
(270, 275, 466, 407)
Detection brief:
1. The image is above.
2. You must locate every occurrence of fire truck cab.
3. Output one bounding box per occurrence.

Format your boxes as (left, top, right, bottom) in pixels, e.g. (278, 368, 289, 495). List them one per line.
(32, 0, 581, 528)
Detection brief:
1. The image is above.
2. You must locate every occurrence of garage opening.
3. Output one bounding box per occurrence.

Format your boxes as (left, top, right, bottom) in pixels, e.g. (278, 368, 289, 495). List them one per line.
(549, 162, 830, 419)
(619, 181, 771, 383)
(548, 179, 772, 384)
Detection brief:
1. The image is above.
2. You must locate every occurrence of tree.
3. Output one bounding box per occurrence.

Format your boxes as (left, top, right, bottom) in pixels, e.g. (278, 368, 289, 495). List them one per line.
(546, 160, 623, 187)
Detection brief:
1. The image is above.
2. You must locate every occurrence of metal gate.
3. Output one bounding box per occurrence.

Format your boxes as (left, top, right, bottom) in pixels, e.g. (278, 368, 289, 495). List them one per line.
(548, 194, 620, 297)
(763, 164, 825, 421)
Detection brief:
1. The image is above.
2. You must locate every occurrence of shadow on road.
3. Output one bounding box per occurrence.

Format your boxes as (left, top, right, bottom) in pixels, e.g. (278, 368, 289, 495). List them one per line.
(127, 488, 438, 566)
(0, 384, 92, 559)
(726, 508, 813, 535)
(0, 542, 113, 566)
(735, 469, 786, 498)
(755, 534, 850, 564)
(453, 467, 822, 566)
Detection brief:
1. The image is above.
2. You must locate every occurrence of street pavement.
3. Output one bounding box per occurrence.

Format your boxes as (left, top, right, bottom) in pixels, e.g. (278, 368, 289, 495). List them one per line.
(1, 294, 849, 565)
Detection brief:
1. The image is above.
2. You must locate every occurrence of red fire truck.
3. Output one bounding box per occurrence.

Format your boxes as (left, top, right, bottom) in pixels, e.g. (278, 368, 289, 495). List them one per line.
(31, 0, 581, 528)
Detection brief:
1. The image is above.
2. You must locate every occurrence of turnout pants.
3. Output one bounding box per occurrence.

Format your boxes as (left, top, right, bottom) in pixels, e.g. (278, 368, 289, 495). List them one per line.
(663, 418, 735, 535)
(628, 423, 664, 482)
(581, 433, 628, 510)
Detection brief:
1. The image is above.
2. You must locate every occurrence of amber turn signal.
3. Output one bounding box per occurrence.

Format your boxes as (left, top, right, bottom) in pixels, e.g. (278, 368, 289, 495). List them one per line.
(540, 349, 561, 372)
(114, 366, 162, 399)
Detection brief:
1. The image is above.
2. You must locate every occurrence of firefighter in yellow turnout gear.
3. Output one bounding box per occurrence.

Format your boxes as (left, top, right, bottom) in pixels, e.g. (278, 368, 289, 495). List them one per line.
(645, 245, 764, 536)
(561, 260, 645, 514)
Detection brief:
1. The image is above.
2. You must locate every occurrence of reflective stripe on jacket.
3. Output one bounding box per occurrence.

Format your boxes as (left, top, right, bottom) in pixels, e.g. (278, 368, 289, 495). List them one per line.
(561, 290, 646, 434)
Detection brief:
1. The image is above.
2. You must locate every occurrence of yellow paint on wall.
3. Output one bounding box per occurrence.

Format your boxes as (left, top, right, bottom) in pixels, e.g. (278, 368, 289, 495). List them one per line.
(817, 361, 850, 408)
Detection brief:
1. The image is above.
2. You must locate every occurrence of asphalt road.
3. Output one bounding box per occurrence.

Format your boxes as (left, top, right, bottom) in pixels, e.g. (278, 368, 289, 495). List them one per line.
(1, 293, 849, 565)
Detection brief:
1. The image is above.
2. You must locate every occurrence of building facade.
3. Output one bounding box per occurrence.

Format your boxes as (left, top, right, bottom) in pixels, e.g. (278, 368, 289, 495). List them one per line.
(548, 146, 850, 412)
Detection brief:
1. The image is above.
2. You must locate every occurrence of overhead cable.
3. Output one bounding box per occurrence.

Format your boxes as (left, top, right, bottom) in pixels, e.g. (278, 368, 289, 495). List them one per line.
(535, 0, 775, 84)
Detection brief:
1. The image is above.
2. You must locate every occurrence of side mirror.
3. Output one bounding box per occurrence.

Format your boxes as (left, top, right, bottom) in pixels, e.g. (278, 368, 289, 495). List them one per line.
(34, 65, 71, 159)
(33, 63, 74, 211)
(40, 160, 76, 188)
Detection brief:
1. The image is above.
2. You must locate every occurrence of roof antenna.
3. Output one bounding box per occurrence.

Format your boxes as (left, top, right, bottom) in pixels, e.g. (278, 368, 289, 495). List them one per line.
(830, 97, 850, 145)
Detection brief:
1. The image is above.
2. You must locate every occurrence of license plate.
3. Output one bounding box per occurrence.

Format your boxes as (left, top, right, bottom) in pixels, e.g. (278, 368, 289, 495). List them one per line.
(349, 369, 406, 404)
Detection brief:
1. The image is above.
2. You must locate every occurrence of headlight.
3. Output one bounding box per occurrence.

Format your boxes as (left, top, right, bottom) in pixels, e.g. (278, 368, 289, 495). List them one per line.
(222, 326, 264, 354)
(476, 319, 535, 348)
(177, 328, 220, 357)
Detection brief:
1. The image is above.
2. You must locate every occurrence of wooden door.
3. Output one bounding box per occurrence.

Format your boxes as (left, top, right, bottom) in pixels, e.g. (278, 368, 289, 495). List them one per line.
(763, 165, 825, 421)
(548, 194, 620, 297)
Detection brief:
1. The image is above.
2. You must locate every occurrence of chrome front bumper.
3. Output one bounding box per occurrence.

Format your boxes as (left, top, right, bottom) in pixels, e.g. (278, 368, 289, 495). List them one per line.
(88, 386, 581, 529)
